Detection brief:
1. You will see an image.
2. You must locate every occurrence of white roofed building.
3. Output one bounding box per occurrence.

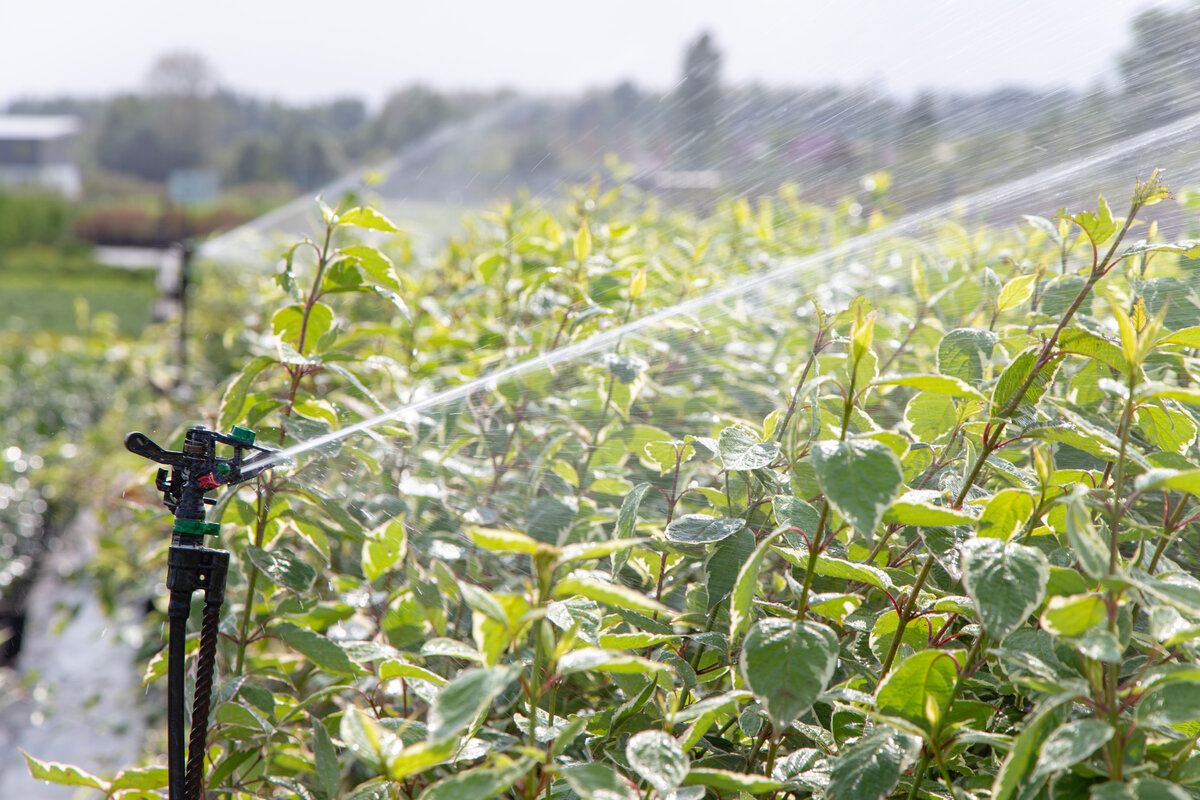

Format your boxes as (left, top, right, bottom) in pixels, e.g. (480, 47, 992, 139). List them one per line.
(0, 115, 82, 199)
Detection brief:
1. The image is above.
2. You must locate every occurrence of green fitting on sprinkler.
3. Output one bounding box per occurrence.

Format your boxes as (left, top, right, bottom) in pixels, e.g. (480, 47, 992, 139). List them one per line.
(173, 519, 221, 536)
(215, 462, 232, 476)
(229, 425, 256, 445)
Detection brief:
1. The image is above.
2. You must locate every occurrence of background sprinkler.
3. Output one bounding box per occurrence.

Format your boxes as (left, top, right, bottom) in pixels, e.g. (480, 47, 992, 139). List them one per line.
(124, 425, 275, 800)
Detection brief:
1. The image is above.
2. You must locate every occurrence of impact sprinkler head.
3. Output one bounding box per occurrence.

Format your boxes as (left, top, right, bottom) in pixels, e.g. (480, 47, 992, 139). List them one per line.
(125, 425, 277, 524)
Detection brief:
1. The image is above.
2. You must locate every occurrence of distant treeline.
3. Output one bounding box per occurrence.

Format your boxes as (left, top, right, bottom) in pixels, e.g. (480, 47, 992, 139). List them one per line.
(6, 2, 1200, 206)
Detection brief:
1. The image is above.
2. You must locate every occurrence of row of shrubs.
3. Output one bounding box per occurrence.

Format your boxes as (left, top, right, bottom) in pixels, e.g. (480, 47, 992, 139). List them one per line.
(0, 188, 255, 251)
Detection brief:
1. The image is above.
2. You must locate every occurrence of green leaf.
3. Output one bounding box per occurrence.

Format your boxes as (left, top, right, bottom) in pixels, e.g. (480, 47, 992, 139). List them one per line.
(705, 527, 755, 609)
(773, 495, 821, 536)
(644, 440, 688, 474)
(1133, 383, 1200, 413)
(1131, 570, 1200, 616)
(1093, 780, 1191, 800)
(993, 348, 1063, 422)
(997, 273, 1039, 311)
(937, 328, 998, 384)
(961, 537, 1049, 639)
(473, 250, 505, 283)
(552, 577, 671, 617)
(420, 638, 484, 662)
(273, 622, 361, 676)
(418, 758, 529, 800)
(682, 768, 783, 794)
(23, 752, 106, 790)
(827, 729, 916, 800)
(665, 514, 746, 545)
(884, 492, 976, 526)
(992, 698, 1071, 800)
(1156, 326, 1200, 349)
(774, 544, 895, 591)
(526, 495, 576, 545)
(1065, 487, 1110, 580)
(718, 425, 780, 470)
(312, 717, 340, 799)
(362, 519, 408, 583)
(1138, 680, 1200, 728)
(730, 530, 785, 644)
(562, 763, 637, 800)
(1041, 594, 1107, 637)
(219, 354, 275, 430)
(1135, 405, 1198, 455)
(811, 439, 905, 538)
(428, 665, 520, 740)
(809, 593, 863, 624)
(1058, 328, 1128, 373)
(469, 526, 545, 556)
(615, 483, 652, 540)
(342, 244, 401, 291)
(559, 762, 638, 800)
(874, 373, 987, 402)
(626, 729, 689, 796)
(739, 618, 837, 729)
(557, 647, 670, 676)
(1062, 196, 1117, 246)
(613, 482, 652, 577)
(246, 545, 316, 594)
(978, 489, 1035, 540)
(905, 391, 957, 443)
(339, 707, 404, 772)
(875, 650, 958, 733)
(574, 220, 592, 263)
(340, 206, 402, 232)
(1031, 719, 1113, 780)
(559, 538, 649, 566)
(388, 738, 457, 781)
(273, 302, 334, 352)
(604, 353, 647, 384)
(379, 659, 448, 687)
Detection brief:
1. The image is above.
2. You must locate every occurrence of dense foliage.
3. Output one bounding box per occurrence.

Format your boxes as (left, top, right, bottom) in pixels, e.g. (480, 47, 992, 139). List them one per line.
(25, 172, 1200, 800)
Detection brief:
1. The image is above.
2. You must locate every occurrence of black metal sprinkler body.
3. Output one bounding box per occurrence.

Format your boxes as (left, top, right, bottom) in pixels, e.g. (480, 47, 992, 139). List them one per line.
(125, 425, 273, 800)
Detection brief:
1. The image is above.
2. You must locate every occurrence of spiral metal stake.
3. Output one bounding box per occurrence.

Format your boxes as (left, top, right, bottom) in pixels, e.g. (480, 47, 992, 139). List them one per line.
(125, 425, 274, 800)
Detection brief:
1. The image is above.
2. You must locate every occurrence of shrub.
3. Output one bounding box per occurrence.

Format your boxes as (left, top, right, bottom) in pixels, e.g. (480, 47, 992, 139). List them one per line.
(28, 174, 1200, 799)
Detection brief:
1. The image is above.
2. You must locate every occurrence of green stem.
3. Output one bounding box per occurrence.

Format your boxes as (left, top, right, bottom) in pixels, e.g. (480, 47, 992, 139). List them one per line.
(952, 200, 1146, 508)
(775, 330, 824, 446)
(880, 556, 935, 678)
(764, 733, 782, 777)
(576, 376, 615, 492)
(907, 749, 933, 800)
(931, 744, 957, 799)
(234, 483, 271, 674)
(797, 503, 831, 619)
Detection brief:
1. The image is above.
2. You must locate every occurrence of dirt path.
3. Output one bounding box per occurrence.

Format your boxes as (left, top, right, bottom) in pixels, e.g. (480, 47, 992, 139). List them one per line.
(0, 510, 146, 799)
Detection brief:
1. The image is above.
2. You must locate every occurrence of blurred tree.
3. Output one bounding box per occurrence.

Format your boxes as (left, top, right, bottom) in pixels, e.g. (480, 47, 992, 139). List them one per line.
(1119, 3, 1200, 127)
(326, 98, 367, 133)
(228, 137, 281, 185)
(145, 51, 220, 171)
(673, 32, 723, 169)
(374, 85, 451, 150)
(226, 130, 337, 189)
(145, 51, 219, 98)
(901, 91, 939, 144)
(279, 130, 338, 189)
(94, 95, 194, 181)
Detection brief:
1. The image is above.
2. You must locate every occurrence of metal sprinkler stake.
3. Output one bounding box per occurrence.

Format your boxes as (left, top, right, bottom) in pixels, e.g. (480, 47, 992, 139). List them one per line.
(125, 425, 274, 800)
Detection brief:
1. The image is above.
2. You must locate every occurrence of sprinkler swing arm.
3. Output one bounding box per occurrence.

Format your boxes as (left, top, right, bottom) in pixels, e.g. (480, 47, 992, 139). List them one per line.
(124, 425, 275, 800)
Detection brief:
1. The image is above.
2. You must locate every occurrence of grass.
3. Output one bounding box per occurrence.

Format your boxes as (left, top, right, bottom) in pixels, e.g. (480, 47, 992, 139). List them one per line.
(0, 247, 157, 337)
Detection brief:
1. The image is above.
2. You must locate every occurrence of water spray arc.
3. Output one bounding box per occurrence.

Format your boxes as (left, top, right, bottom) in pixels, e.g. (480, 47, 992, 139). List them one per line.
(257, 108, 1200, 470)
(124, 426, 275, 800)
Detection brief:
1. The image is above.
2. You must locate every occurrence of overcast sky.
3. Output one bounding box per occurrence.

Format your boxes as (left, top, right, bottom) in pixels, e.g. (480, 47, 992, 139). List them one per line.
(0, 0, 1181, 108)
